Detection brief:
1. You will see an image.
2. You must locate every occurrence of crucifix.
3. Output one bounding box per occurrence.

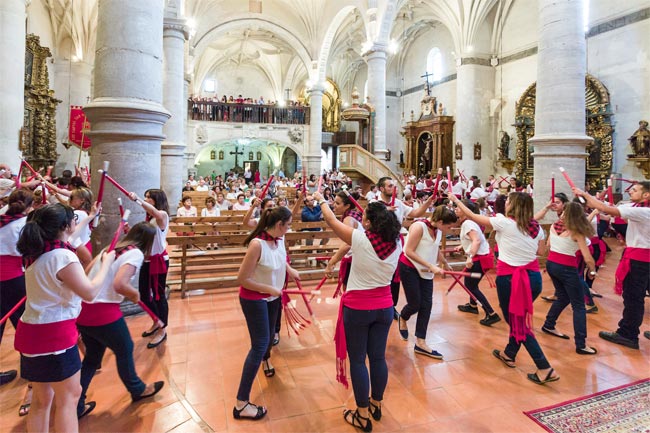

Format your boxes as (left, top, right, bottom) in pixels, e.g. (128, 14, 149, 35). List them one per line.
(420, 71, 433, 96)
(230, 146, 244, 170)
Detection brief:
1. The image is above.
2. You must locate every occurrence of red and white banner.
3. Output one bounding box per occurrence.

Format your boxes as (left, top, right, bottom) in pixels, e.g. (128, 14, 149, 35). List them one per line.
(69, 105, 91, 150)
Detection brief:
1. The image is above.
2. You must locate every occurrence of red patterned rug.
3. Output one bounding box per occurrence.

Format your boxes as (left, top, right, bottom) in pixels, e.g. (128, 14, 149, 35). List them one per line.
(524, 378, 650, 433)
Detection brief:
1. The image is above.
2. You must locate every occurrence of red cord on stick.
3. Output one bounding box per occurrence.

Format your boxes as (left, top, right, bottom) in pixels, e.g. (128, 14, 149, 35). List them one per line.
(260, 174, 274, 199)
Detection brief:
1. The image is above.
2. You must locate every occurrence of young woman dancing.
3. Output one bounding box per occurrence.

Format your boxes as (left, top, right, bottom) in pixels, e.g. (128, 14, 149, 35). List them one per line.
(315, 191, 401, 433)
(541, 202, 597, 354)
(15, 203, 115, 433)
(233, 206, 299, 421)
(449, 192, 558, 385)
(398, 205, 457, 359)
(454, 200, 501, 326)
(76, 222, 165, 418)
(128, 189, 169, 349)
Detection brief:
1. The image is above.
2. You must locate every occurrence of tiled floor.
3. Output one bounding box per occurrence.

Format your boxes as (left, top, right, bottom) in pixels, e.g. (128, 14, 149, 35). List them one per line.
(1, 240, 649, 432)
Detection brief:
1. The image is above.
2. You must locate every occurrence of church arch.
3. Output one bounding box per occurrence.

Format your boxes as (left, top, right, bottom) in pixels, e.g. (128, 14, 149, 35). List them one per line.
(317, 6, 363, 83)
(514, 74, 614, 189)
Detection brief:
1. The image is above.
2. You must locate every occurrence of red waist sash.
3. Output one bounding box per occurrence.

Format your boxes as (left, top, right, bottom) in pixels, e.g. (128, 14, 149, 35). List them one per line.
(547, 251, 578, 268)
(496, 259, 539, 343)
(15, 318, 78, 355)
(614, 247, 650, 295)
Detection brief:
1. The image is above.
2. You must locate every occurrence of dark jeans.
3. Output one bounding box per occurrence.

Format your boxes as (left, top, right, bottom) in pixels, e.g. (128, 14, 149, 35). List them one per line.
(0, 275, 26, 345)
(390, 272, 400, 307)
(617, 259, 649, 341)
(398, 265, 433, 339)
(496, 271, 550, 370)
(236, 297, 280, 402)
(77, 318, 146, 416)
(139, 260, 169, 326)
(463, 261, 496, 315)
(544, 261, 588, 349)
(344, 306, 393, 408)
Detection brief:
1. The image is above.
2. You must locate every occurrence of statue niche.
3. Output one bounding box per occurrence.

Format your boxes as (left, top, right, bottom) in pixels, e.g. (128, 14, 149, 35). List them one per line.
(628, 120, 649, 157)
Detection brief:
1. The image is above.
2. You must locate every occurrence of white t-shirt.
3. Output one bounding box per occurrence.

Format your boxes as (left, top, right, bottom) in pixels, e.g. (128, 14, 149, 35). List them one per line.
(22, 249, 82, 324)
(460, 220, 490, 256)
(73, 209, 91, 246)
(375, 197, 412, 224)
(470, 187, 488, 200)
(452, 181, 467, 196)
(177, 206, 197, 217)
(489, 214, 545, 266)
(347, 230, 401, 291)
(365, 190, 377, 201)
(217, 200, 231, 211)
(0, 216, 27, 256)
(619, 206, 650, 249)
(196, 185, 209, 191)
(88, 248, 144, 303)
(233, 202, 250, 211)
(150, 214, 169, 257)
(201, 207, 220, 217)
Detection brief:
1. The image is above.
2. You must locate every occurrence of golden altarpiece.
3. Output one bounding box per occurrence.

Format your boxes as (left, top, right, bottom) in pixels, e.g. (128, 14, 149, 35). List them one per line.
(514, 74, 614, 189)
(400, 93, 455, 177)
(20, 34, 60, 169)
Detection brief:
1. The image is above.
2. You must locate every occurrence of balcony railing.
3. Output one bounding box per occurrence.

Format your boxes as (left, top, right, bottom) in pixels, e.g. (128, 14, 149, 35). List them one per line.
(188, 100, 310, 125)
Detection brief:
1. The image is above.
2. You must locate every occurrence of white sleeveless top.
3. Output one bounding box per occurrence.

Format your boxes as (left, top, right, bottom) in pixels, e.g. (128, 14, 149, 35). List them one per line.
(149, 214, 169, 257)
(411, 221, 442, 280)
(550, 230, 581, 256)
(252, 238, 286, 301)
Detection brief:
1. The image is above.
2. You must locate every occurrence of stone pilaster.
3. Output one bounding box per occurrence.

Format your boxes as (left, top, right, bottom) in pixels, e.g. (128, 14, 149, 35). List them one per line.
(85, 0, 170, 249)
(365, 46, 387, 157)
(454, 59, 495, 180)
(53, 60, 92, 172)
(0, 0, 27, 172)
(161, 17, 189, 210)
(529, 0, 591, 213)
(306, 85, 324, 176)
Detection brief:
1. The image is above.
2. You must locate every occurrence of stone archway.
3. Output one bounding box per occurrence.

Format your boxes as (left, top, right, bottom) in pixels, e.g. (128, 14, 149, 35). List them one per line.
(514, 74, 614, 189)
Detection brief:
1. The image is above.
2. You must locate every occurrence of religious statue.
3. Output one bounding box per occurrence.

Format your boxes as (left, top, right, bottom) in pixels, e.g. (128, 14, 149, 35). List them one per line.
(422, 136, 432, 160)
(399, 150, 404, 165)
(288, 126, 303, 144)
(455, 142, 462, 160)
(438, 102, 445, 115)
(499, 131, 510, 160)
(195, 124, 208, 145)
(474, 142, 481, 160)
(629, 120, 650, 157)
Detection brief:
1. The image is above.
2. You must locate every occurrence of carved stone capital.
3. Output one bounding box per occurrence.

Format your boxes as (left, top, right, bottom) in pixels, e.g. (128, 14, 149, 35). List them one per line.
(163, 18, 189, 40)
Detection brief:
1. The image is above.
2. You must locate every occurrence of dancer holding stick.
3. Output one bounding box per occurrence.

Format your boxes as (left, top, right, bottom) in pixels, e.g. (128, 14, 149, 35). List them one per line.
(127, 189, 169, 349)
(76, 220, 165, 419)
(451, 191, 559, 385)
(15, 203, 115, 433)
(233, 206, 299, 420)
(397, 205, 457, 359)
(315, 191, 401, 432)
(447, 197, 501, 326)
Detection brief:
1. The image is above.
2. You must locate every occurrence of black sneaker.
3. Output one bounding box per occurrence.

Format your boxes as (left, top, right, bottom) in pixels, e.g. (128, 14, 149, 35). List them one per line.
(644, 331, 650, 340)
(458, 303, 479, 314)
(479, 313, 501, 327)
(599, 331, 639, 349)
(586, 305, 599, 314)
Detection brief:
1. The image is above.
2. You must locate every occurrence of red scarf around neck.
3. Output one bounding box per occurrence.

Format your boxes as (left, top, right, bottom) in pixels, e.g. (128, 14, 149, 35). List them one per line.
(257, 231, 282, 245)
(23, 239, 76, 269)
(365, 230, 397, 260)
(0, 213, 25, 229)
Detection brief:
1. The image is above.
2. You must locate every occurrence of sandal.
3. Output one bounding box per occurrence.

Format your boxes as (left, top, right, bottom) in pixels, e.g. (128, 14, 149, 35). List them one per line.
(18, 403, 30, 417)
(343, 409, 372, 432)
(492, 349, 515, 368)
(262, 360, 275, 377)
(527, 368, 560, 385)
(576, 346, 598, 355)
(233, 402, 267, 420)
(18, 385, 32, 417)
(78, 401, 96, 419)
(369, 401, 382, 421)
(541, 326, 570, 340)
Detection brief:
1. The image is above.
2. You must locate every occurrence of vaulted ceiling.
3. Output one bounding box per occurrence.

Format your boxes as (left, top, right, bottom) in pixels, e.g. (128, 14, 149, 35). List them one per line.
(38, 0, 508, 99)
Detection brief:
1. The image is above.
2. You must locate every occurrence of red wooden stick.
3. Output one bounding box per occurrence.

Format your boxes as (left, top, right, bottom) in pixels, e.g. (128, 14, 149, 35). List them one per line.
(559, 167, 585, 203)
(446, 166, 453, 190)
(342, 189, 364, 214)
(390, 181, 397, 206)
(317, 174, 323, 193)
(103, 174, 142, 204)
(293, 279, 314, 317)
(15, 160, 24, 188)
(551, 172, 555, 199)
(260, 174, 274, 199)
(137, 300, 164, 327)
(0, 297, 26, 326)
(607, 176, 614, 205)
(107, 210, 130, 252)
(283, 289, 322, 296)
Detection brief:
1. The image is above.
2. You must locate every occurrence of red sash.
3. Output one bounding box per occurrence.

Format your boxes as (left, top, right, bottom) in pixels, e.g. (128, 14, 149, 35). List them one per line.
(496, 259, 539, 343)
(547, 251, 578, 268)
(614, 247, 650, 295)
(334, 287, 392, 388)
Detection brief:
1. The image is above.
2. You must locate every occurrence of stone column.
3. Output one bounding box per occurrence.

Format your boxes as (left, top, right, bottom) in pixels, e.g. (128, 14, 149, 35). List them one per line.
(365, 46, 387, 157)
(53, 60, 93, 172)
(529, 0, 591, 214)
(85, 0, 170, 249)
(306, 85, 324, 176)
(161, 17, 189, 210)
(0, 0, 27, 172)
(454, 59, 495, 180)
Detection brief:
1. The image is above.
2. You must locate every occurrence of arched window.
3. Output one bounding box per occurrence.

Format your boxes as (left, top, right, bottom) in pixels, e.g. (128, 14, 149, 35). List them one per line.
(426, 48, 442, 82)
(204, 78, 216, 93)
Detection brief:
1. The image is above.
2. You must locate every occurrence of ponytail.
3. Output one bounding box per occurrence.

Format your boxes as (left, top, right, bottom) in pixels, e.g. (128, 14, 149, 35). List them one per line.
(6, 188, 34, 216)
(244, 206, 292, 246)
(17, 203, 74, 258)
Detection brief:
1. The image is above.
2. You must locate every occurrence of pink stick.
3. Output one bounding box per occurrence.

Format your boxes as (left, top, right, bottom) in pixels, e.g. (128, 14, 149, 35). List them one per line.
(283, 290, 321, 296)
(446, 166, 453, 191)
(343, 189, 364, 214)
(558, 167, 576, 189)
(0, 297, 26, 326)
(607, 176, 614, 205)
(104, 174, 140, 203)
(137, 301, 163, 327)
(551, 173, 555, 199)
(107, 210, 130, 252)
(390, 182, 397, 206)
(260, 175, 274, 199)
(293, 279, 314, 316)
(317, 175, 323, 193)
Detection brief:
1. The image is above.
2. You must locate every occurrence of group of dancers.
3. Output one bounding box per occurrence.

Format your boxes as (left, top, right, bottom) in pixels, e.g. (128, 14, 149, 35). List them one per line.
(0, 169, 171, 432)
(1, 163, 648, 433)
